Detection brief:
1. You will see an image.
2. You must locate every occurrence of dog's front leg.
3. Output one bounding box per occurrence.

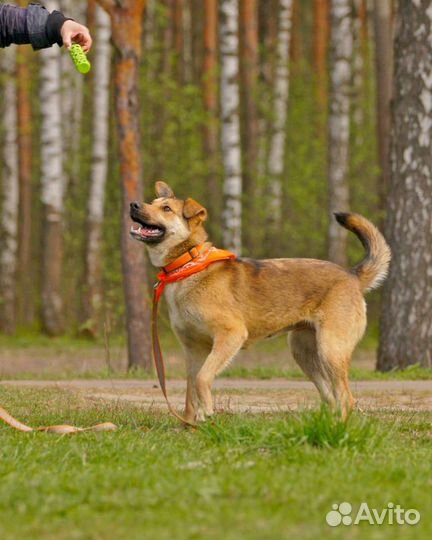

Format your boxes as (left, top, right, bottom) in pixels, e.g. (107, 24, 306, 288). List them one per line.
(182, 341, 211, 423)
(195, 328, 248, 421)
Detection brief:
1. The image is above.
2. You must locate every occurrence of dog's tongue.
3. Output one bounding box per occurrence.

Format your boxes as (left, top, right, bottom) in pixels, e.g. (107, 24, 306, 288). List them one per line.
(141, 226, 161, 237)
(131, 224, 163, 238)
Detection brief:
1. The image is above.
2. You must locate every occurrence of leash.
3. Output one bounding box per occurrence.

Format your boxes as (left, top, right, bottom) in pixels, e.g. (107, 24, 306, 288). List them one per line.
(0, 405, 117, 434)
(152, 244, 237, 427)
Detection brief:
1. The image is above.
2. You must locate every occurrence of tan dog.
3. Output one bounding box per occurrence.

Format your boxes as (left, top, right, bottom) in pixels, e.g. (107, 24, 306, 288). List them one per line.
(130, 181, 391, 422)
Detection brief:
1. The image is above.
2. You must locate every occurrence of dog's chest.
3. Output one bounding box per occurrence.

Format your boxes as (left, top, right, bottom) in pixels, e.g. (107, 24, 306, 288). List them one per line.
(164, 280, 207, 334)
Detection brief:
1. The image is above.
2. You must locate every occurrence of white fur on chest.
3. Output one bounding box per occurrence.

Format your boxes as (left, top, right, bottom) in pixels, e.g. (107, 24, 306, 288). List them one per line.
(164, 279, 210, 337)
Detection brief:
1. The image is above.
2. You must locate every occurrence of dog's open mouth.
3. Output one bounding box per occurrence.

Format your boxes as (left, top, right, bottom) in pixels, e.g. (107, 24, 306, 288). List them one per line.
(130, 218, 166, 243)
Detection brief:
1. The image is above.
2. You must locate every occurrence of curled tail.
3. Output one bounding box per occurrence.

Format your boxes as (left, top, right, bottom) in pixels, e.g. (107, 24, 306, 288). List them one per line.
(334, 212, 391, 292)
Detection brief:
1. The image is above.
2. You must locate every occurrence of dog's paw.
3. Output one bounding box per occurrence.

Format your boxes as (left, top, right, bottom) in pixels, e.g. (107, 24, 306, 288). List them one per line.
(195, 407, 214, 423)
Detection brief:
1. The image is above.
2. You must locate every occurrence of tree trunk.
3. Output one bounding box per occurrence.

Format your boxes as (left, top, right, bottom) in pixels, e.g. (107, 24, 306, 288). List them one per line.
(174, 0, 184, 81)
(290, 0, 302, 63)
(97, 0, 152, 371)
(82, 5, 112, 335)
(314, 0, 329, 111)
(202, 0, 221, 241)
(267, 0, 293, 238)
(378, 1, 432, 370)
(240, 0, 259, 254)
(219, 0, 243, 254)
(373, 0, 392, 222)
(16, 1, 34, 326)
(327, 0, 353, 267)
(60, 0, 85, 190)
(40, 0, 65, 335)
(0, 47, 19, 334)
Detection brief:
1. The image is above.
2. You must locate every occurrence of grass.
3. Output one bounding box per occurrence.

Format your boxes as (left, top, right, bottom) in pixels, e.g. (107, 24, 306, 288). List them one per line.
(223, 364, 432, 381)
(2, 364, 432, 382)
(0, 386, 431, 540)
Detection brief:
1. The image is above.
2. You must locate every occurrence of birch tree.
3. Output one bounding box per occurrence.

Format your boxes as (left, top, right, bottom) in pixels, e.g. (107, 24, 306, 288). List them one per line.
(96, 0, 152, 371)
(40, 0, 65, 335)
(378, 0, 432, 370)
(82, 5, 112, 332)
(0, 47, 19, 334)
(60, 0, 85, 187)
(327, 0, 353, 267)
(373, 0, 393, 218)
(220, 0, 243, 254)
(240, 0, 259, 253)
(267, 0, 293, 234)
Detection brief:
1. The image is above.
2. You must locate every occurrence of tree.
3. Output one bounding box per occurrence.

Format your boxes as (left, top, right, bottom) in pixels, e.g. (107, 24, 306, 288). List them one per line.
(314, 0, 329, 111)
(202, 0, 220, 240)
(327, 0, 353, 266)
(16, 1, 34, 326)
(0, 47, 19, 334)
(267, 0, 293, 243)
(82, 4, 112, 334)
(96, 0, 152, 371)
(219, 0, 243, 254)
(60, 0, 85, 189)
(40, 0, 65, 335)
(240, 0, 259, 254)
(378, 1, 432, 370)
(373, 0, 392, 220)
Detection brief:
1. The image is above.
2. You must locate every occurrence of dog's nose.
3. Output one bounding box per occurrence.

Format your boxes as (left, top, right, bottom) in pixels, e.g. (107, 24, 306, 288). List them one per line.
(130, 201, 141, 211)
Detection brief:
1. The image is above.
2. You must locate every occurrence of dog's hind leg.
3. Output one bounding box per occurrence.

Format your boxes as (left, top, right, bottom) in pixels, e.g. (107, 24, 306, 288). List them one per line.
(195, 327, 248, 421)
(314, 323, 358, 420)
(290, 327, 336, 408)
(314, 289, 366, 419)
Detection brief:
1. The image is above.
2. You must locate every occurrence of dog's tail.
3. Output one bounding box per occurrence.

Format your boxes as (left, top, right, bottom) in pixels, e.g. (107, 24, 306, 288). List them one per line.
(334, 212, 391, 292)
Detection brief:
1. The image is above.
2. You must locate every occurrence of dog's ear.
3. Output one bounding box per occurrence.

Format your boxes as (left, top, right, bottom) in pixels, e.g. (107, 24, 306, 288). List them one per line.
(183, 198, 208, 223)
(155, 181, 175, 199)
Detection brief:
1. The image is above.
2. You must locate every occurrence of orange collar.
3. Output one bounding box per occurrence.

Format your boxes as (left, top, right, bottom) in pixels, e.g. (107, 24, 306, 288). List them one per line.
(154, 244, 237, 303)
(162, 243, 207, 273)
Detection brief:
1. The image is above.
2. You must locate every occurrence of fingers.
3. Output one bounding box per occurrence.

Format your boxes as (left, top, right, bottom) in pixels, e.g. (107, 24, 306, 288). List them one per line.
(61, 21, 93, 53)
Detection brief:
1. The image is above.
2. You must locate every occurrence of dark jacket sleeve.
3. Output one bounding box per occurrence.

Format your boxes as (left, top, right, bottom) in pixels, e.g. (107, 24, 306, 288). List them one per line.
(0, 3, 69, 50)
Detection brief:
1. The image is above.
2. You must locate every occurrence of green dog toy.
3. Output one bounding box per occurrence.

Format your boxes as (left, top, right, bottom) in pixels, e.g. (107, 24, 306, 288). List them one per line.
(69, 44, 91, 74)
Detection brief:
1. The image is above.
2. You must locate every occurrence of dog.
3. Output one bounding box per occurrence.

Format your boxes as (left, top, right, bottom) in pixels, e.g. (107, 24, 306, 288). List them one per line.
(130, 181, 391, 422)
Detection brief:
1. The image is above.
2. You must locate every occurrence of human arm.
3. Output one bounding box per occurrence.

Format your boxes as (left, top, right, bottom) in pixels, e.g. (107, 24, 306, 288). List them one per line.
(0, 3, 91, 51)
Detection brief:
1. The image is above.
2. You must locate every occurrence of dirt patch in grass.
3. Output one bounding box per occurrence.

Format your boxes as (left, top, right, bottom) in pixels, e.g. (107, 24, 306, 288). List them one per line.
(2, 378, 432, 414)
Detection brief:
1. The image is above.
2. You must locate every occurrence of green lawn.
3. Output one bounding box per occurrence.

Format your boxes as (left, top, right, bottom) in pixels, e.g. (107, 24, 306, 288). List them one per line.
(0, 387, 430, 540)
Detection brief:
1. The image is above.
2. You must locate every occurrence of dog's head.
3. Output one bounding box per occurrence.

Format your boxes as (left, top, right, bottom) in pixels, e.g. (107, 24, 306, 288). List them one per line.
(130, 181, 208, 265)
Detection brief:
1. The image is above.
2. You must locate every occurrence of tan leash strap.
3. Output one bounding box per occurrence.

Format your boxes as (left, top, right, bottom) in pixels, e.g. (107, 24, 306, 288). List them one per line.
(152, 285, 196, 427)
(0, 406, 117, 434)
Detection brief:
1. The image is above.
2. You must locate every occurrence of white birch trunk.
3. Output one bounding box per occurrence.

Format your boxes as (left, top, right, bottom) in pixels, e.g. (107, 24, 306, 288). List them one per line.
(267, 0, 293, 223)
(60, 0, 85, 187)
(0, 47, 19, 333)
(40, 0, 65, 334)
(220, 0, 242, 254)
(327, 0, 353, 266)
(352, 0, 365, 132)
(83, 5, 112, 327)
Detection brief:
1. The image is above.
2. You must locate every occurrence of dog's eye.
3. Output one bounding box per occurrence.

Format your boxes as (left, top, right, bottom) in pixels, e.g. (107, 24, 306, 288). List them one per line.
(163, 205, 172, 213)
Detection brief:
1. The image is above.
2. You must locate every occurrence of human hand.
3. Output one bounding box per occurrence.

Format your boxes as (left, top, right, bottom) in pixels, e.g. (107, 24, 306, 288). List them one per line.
(61, 20, 92, 53)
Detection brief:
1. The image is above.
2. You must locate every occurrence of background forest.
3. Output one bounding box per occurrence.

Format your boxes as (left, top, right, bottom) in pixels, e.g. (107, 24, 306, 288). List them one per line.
(0, 0, 430, 373)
